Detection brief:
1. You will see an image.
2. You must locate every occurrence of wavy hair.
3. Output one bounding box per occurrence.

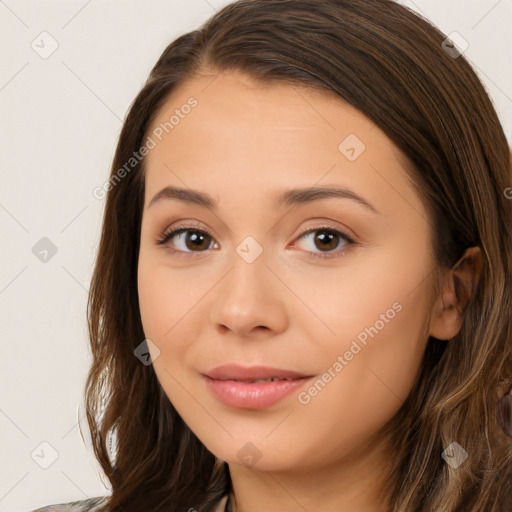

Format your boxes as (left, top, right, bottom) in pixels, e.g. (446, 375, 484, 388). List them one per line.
(84, 1, 512, 510)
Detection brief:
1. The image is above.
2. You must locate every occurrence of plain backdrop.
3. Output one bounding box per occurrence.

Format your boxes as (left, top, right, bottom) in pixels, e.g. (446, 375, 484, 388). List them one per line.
(1, 0, 511, 510)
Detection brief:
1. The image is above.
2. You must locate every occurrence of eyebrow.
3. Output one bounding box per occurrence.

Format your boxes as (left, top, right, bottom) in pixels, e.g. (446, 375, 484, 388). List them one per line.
(147, 185, 379, 214)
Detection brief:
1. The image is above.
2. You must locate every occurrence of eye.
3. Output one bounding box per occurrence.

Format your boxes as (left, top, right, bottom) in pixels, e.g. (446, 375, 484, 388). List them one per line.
(156, 225, 218, 255)
(292, 226, 355, 260)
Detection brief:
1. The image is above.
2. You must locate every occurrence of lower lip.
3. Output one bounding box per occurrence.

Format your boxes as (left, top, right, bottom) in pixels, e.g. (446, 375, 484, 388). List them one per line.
(202, 375, 313, 410)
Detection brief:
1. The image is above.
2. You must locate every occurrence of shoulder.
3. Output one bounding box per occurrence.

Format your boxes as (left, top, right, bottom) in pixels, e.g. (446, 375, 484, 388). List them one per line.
(31, 496, 109, 512)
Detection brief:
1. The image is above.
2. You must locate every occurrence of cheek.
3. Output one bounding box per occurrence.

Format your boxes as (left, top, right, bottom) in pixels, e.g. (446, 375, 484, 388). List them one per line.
(138, 260, 168, 340)
(138, 251, 195, 336)
(283, 273, 431, 467)
(137, 254, 215, 373)
(285, 240, 431, 343)
(137, 259, 202, 407)
(288, 243, 432, 407)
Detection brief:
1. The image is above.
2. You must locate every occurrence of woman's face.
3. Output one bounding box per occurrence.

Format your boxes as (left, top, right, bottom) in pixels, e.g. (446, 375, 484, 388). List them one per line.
(137, 70, 438, 471)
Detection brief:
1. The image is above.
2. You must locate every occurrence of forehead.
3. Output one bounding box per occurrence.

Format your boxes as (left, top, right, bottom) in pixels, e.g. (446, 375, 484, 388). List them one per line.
(146, 70, 376, 148)
(142, 70, 422, 219)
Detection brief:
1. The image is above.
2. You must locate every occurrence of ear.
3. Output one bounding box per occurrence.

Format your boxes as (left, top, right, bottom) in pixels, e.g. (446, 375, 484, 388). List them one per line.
(429, 246, 484, 341)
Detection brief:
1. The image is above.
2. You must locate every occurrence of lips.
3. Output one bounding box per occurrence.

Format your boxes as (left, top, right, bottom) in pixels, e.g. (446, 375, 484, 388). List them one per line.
(202, 364, 315, 409)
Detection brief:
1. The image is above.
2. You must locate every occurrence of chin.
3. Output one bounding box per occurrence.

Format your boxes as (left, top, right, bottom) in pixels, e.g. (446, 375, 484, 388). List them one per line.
(200, 434, 304, 472)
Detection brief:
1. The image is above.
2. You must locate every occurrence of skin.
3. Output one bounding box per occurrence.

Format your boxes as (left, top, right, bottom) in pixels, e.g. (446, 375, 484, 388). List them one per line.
(137, 70, 482, 512)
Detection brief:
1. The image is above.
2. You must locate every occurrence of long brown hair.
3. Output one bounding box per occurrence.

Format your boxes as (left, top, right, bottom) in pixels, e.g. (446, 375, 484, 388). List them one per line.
(84, 1, 512, 510)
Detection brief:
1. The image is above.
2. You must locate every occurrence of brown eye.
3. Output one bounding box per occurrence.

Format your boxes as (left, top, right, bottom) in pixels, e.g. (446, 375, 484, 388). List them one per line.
(294, 227, 354, 260)
(157, 228, 216, 253)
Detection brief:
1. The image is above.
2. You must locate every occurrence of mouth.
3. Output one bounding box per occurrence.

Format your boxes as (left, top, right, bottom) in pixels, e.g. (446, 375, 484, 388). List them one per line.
(201, 364, 315, 410)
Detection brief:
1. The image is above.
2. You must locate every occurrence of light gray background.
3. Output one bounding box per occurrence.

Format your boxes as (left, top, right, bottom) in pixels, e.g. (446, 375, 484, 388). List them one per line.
(1, 1, 511, 510)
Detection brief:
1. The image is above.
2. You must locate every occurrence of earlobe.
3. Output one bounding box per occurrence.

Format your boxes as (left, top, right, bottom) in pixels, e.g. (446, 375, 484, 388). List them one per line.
(429, 246, 484, 341)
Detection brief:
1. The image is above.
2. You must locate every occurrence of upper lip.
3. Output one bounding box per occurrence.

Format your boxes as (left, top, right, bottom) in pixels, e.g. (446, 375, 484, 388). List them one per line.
(203, 364, 314, 381)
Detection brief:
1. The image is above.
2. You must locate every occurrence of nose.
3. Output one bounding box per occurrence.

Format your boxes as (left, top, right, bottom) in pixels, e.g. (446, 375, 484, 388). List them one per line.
(210, 247, 289, 338)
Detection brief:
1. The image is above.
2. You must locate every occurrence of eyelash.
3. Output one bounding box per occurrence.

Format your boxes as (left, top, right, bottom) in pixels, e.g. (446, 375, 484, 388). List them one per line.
(156, 224, 356, 260)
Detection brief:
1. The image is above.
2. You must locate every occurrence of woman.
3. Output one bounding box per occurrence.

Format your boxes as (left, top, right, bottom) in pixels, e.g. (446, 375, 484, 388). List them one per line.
(32, 0, 512, 510)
